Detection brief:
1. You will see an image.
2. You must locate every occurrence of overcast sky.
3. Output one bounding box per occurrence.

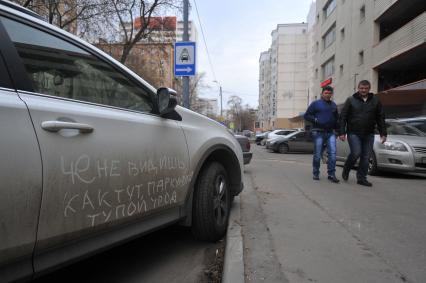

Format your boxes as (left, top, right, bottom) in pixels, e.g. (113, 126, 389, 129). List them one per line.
(188, 0, 314, 109)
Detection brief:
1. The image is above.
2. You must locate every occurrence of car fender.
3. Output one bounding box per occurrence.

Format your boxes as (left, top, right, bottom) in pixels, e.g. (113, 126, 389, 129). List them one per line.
(175, 107, 243, 225)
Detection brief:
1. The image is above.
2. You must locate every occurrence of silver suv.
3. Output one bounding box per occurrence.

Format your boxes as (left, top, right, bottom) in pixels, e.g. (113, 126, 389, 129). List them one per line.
(0, 2, 243, 281)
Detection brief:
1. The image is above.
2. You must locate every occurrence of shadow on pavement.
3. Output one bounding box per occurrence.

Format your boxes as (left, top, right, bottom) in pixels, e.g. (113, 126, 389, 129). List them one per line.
(33, 226, 224, 283)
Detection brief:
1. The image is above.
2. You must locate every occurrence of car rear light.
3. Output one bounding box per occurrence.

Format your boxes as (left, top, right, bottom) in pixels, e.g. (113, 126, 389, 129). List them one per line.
(246, 142, 251, 151)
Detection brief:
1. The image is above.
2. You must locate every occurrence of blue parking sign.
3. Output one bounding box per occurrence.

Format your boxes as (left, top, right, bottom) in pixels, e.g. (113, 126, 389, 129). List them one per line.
(174, 42, 196, 76)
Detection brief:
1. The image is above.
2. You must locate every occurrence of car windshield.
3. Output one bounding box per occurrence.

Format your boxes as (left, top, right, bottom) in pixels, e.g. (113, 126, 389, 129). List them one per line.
(386, 122, 426, 137)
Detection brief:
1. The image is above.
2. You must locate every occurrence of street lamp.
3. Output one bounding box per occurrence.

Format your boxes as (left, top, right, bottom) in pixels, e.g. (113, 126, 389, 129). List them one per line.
(213, 80, 223, 117)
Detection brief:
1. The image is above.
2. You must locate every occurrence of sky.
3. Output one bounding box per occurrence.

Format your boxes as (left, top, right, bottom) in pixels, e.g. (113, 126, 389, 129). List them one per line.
(187, 0, 315, 109)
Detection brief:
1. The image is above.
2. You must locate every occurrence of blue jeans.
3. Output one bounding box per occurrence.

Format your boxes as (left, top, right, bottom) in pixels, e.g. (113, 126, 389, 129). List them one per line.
(344, 134, 375, 181)
(312, 131, 336, 177)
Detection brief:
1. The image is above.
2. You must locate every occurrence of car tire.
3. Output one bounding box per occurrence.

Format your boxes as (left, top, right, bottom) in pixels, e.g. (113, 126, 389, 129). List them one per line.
(368, 152, 379, 176)
(192, 162, 230, 242)
(278, 143, 289, 154)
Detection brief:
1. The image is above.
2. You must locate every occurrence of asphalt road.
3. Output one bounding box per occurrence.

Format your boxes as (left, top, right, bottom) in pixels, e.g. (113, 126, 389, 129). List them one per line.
(33, 226, 224, 283)
(241, 145, 426, 283)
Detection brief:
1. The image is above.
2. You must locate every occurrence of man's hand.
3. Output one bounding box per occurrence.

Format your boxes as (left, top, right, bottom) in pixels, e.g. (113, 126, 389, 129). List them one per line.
(339, 135, 346, 141)
(380, 136, 387, 144)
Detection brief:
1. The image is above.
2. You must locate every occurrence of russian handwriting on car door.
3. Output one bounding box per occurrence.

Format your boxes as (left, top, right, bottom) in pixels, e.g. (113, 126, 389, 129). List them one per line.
(61, 154, 193, 227)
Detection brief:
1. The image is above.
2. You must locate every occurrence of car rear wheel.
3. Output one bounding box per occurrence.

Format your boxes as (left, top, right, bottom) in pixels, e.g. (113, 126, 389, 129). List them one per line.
(368, 152, 379, 175)
(278, 143, 289, 154)
(192, 162, 230, 242)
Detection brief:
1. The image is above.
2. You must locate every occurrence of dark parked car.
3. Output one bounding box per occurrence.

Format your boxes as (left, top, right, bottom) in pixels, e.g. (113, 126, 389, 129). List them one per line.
(235, 135, 253, 164)
(255, 131, 270, 145)
(266, 131, 314, 154)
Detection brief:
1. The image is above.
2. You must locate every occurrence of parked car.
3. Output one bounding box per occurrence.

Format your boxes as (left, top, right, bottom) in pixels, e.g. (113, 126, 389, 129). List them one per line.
(255, 131, 271, 145)
(242, 130, 254, 138)
(266, 131, 314, 154)
(235, 134, 253, 164)
(267, 129, 298, 140)
(0, 3, 244, 281)
(335, 120, 426, 175)
(398, 117, 426, 134)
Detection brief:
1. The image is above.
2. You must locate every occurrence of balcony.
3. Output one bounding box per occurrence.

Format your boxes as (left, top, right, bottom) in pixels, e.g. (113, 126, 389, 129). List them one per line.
(373, 11, 426, 69)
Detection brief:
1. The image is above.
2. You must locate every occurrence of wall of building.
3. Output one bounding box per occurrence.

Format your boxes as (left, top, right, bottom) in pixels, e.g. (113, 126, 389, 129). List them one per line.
(310, 0, 426, 104)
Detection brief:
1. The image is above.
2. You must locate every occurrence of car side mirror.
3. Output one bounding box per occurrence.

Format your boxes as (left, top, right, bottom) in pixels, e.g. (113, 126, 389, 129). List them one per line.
(157, 87, 177, 116)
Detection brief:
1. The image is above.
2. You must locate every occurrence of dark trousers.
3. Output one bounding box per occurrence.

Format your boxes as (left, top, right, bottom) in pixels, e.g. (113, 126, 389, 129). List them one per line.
(344, 134, 375, 181)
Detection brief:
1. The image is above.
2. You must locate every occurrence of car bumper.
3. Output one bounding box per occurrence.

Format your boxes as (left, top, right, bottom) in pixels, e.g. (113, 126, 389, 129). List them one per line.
(243, 152, 253, 164)
(377, 150, 426, 173)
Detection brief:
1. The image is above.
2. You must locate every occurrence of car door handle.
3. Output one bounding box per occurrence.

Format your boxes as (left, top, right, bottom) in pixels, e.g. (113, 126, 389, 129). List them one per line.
(41, 121, 94, 133)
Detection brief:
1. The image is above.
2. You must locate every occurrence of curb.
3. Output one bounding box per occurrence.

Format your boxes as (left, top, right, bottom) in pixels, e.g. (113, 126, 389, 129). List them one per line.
(222, 195, 244, 283)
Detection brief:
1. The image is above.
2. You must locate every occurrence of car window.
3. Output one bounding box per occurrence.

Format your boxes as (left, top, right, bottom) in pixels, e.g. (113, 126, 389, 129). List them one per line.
(405, 121, 426, 133)
(294, 132, 306, 140)
(387, 122, 425, 136)
(1, 17, 153, 113)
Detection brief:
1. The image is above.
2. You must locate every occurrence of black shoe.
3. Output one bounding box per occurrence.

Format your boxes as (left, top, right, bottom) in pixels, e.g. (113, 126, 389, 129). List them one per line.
(313, 175, 320, 181)
(342, 168, 349, 181)
(357, 180, 372, 187)
(328, 175, 340, 183)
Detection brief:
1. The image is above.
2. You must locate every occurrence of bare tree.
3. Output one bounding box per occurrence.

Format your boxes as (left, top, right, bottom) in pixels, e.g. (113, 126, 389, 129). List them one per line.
(227, 96, 255, 131)
(13, 0, 106, 33)
(227, 95, 243, 131)
(104, 0, 180, 64)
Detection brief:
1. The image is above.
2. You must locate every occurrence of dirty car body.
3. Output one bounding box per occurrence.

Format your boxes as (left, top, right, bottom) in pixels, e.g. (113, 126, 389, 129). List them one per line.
(0, 3, 243, 281)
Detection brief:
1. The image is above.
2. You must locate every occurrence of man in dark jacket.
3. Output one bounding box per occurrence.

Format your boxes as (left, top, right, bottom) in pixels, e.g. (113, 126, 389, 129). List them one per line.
(339, 80, 387, 187)
(304, 86, 340, 183)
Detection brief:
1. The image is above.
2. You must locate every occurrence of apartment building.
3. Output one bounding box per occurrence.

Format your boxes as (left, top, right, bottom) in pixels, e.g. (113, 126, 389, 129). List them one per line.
(258, 50, 272, 130)
(176, 20, 198, 42)
(259, 23, 309, 130)
(310, 0, 426, 105)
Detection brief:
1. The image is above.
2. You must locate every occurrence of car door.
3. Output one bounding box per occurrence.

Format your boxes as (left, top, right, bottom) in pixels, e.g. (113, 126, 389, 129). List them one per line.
(0, 16, 190, 271)
(0, 32, 42, 281)
(288, 132, 306, 152)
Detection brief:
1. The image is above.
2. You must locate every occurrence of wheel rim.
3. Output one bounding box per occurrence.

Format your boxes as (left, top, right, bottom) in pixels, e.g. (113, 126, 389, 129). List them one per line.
(213, 175, 228, 226)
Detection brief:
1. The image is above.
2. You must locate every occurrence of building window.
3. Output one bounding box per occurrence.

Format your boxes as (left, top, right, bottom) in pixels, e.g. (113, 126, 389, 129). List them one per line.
(358, 51, 364, 65)
(339, 64, 344, 76)
(323, 0, 337, 19)
(340, 27, 345, 41)
(322, 24, 336, 50)
(322, 57, 335, 79)
(360, 5, 366, 22)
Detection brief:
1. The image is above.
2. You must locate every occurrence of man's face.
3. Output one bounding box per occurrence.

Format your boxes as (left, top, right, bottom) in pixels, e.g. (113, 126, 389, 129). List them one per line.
(358, 84, 371, 96)
(321, 90, 333, 101)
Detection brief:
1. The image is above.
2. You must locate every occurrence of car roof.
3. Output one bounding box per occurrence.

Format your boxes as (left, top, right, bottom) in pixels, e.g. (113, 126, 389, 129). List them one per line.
(398, 117, 426, 122)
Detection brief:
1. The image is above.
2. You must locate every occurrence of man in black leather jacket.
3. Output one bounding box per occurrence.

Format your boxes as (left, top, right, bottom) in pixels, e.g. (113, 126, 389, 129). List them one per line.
(338, 80, 387, 187)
